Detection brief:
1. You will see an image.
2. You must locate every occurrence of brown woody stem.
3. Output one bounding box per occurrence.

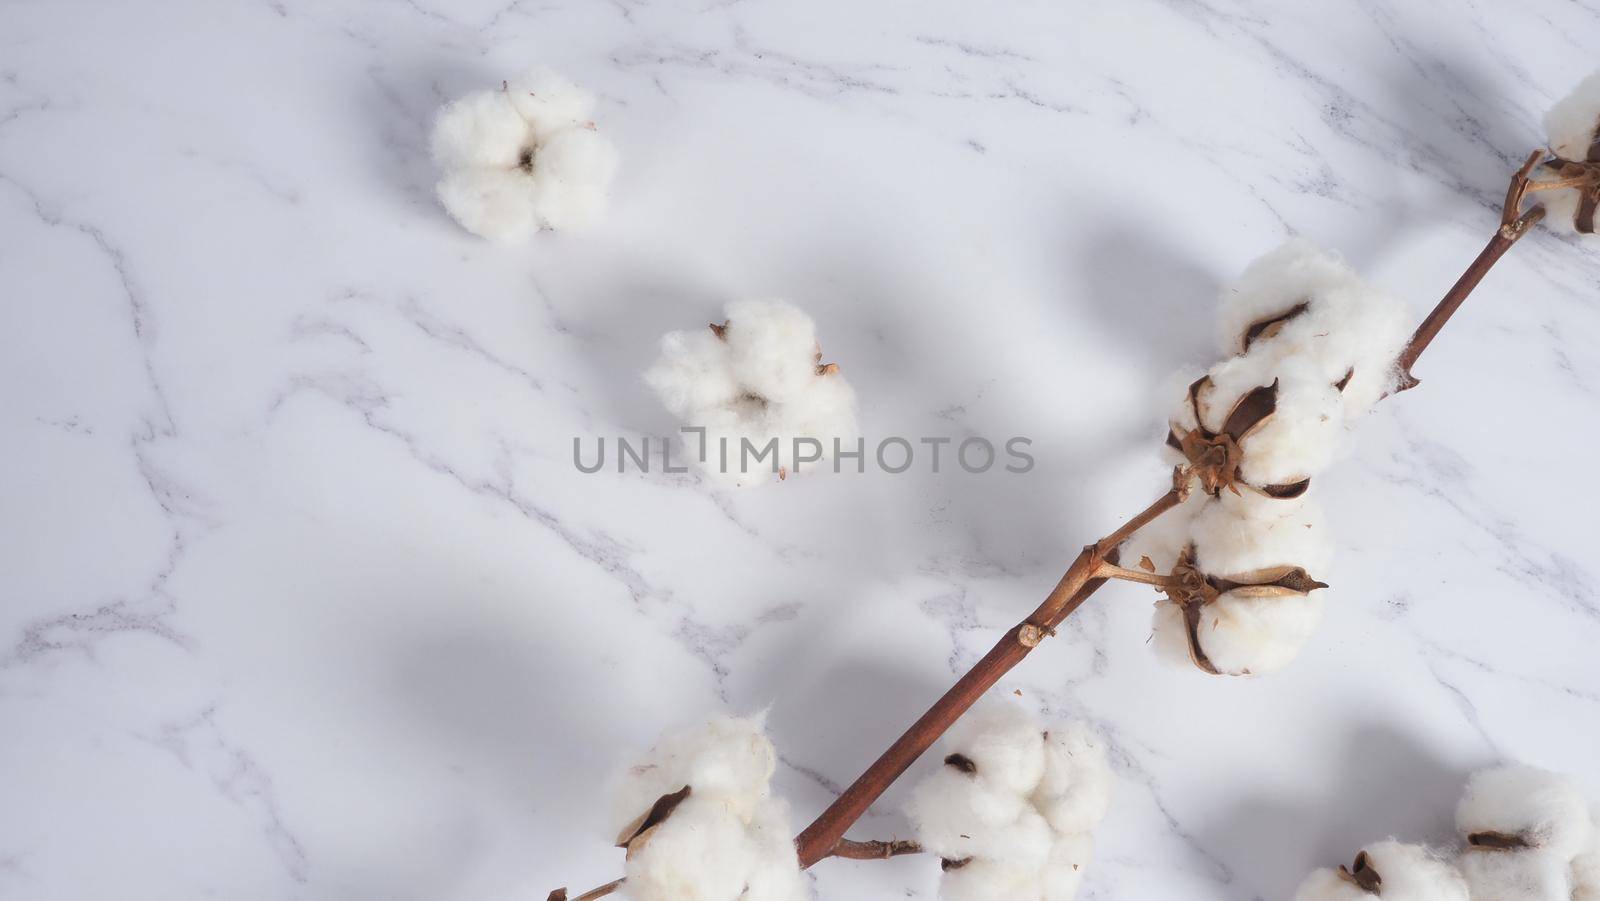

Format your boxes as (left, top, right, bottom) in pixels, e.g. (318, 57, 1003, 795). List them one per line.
(792, 488, 1183, 867)
(826, 838, 925, 860)
(548, 878, 624, 901)
(1094, 560, 1175, 587)
(1394, 150, 1547, 390)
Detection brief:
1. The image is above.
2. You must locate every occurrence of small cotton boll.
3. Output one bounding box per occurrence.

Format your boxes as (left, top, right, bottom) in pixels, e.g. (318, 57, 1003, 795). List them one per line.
(1545, 71, 1600, 161)
(906, 765, 1055, 865)
(1458, 848, 1573, 901)
(943, 701, 1048, 796)
(1189, 491, 1332, 578)
(1033, 722, 1112, 836)
(644, 300, 859, 486)
(1456, 764, 1594, 859)
(430, 71, 616, 239)
(1233, 362, 1346, 487)
(1190, 588, 1326, 675)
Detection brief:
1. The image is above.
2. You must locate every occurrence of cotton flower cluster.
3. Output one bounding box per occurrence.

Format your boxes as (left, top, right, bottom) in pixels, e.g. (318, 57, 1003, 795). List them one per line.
(1141, 241, 1411, 675)
(645, 300, 858, 487)
(430, 68, 617, 241)
(905, 700, 1113, 901)
(610, 715, 806, 901)
(1289, 763, 1600, 901)
(1535, 71, 1600, 239)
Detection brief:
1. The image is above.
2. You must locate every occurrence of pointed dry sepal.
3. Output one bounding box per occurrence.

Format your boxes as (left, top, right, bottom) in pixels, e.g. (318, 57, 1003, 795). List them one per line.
(1167, 377, 1311, 499)
(615, 785, 692, 858)
(1161, 545, 1327, 675)
(1337, 850, 1384, 894)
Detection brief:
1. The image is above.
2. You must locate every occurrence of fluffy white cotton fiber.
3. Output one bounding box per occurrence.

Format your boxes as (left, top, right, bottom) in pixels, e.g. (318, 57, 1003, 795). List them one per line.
(1457, 764, 1594, 859)
(1290, 842, 1468, 901)
(611, 715, 806, 901)
(430, 68, 617, 240)
(1545, 71, 1600, 163)
(905, 699, 1112, 901)
(1149, 491, 1330, 676)
(645, 300, 858, 487)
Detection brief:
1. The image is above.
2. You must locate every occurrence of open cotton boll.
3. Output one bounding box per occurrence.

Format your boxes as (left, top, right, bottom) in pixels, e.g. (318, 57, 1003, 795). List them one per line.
(611, 714, 805, 901)
(645, 300, 859, 487)
(942, 701, 1049, 796)
(1545, 71, 1600, 162)
(1033, 722, 1113, 836)
(1290, 842, 1467, 901)
(1457, 847, 1573, 901)
(1189, 491, 1332, 578)
(1456, 764, 1594, 859)
(1180, 588, 1326, 675)
(430, 68, 616, 240)
(609, 714, 777, 832)
(1217, 241, 1411, 417)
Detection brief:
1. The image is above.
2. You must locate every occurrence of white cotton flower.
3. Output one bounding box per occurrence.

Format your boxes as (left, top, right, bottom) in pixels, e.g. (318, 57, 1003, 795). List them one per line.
(1545, 71, 1600, 163)
(611, 714, 805, 901)
(1456, 764, 1595, 860)
(430, 68, 617, 241)
(645, 300, 859, 487)
(1215, 241, 1411, 418)
(1290, 841, 1468, 901)
(1150, 492, 1330, 676)
(906, 699, 1112, 900)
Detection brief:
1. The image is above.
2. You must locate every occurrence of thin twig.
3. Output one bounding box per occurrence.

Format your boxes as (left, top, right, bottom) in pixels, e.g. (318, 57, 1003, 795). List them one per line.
(827, 837, 924, 860)
(1094, 560, 1174, 587)
(548, 878, 624, 901)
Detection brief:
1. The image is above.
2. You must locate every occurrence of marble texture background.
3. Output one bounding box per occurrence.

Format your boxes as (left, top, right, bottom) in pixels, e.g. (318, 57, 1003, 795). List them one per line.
(3, 0, 1598, 898)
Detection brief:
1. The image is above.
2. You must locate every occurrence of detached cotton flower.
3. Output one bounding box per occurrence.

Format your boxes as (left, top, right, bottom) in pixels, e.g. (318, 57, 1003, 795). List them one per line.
(610, 714, 806, 901)
(430, 69, 617, 241)
(905, 699, 1112, 900)
(1535, 71, 1600, 238)
(645, 300, 858, 487)
(1290, 841, 1468, 901)
(1455, 763, 1596, 901)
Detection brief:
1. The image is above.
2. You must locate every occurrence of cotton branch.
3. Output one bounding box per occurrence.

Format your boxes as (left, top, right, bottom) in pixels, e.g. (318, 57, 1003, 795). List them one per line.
(791, 152, 1552, 869)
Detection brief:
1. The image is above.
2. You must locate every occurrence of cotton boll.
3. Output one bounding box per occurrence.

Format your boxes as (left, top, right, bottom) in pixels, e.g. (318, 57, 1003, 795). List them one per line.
(430, 71, 616, 239)
(1189, 588, 1326, 675)
(644, 300, 859, 486)
(1234, 362, 1345, 487)
(1458, 847, 1572, 901)
(610, 715, 776, 836)
(907, 765, 1054, 865)
(623, 797, 759, 901)
(943, 702, 1048, 796)
(1456, 764, 1594, 859)
(1217, 241, 1410, 418)
(1189, 491, 1332, 578)
(435, 167, 541, 243)
(529, 127, 618, 231)
(1545, 71, 1600, 162)
(1033, 722, 1112, 836)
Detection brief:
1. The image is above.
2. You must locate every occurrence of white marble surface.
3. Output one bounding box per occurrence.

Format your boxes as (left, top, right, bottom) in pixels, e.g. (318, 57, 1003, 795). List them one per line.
(3, 1, 1599, 898)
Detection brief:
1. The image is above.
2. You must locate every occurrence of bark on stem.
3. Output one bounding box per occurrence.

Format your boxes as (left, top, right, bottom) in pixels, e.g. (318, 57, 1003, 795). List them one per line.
(826, 838, 925, 860)
(793, 489, 1183, 867)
